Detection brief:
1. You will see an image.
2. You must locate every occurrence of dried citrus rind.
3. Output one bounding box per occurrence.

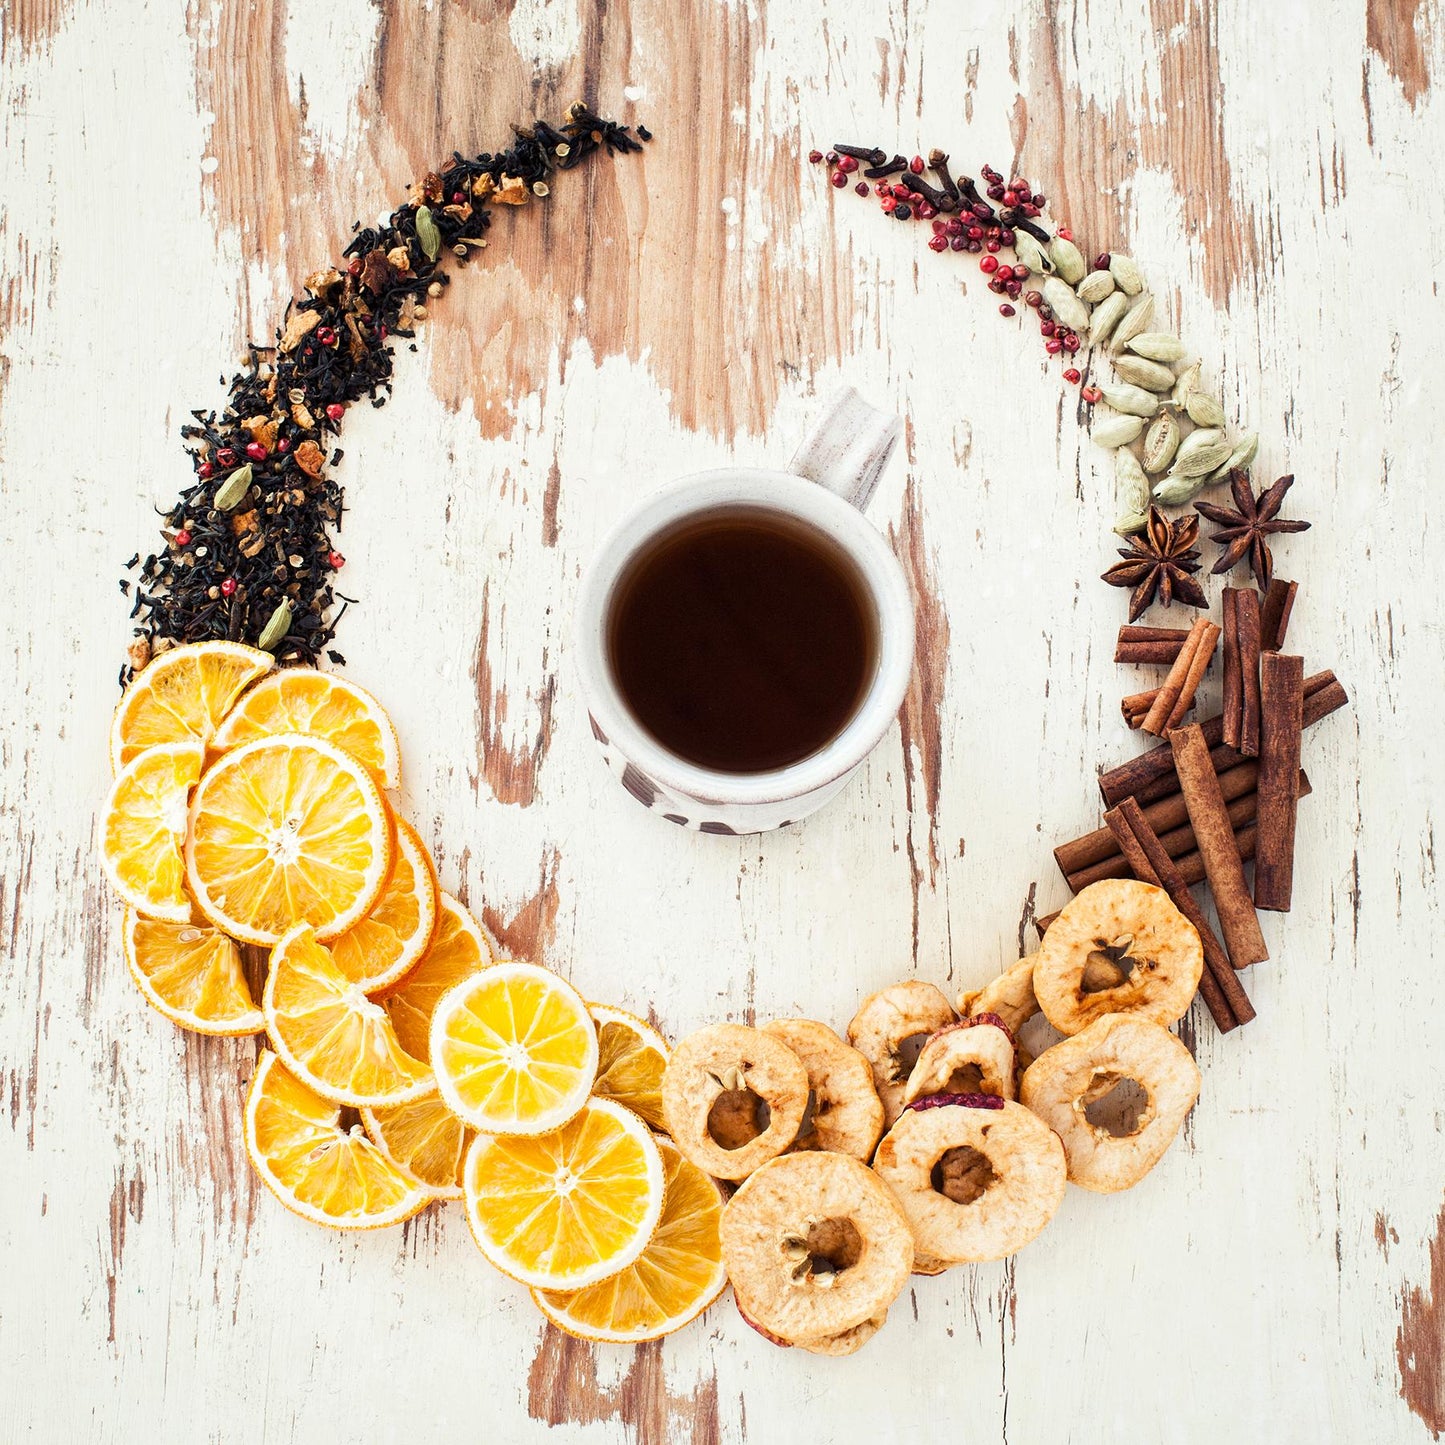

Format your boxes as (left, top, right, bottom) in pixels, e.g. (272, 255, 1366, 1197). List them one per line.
(958, 954, 1041, 1035)
(722, 1152, 912, 1345)
(661, 1023, 809, 1181)
(903, 1018, 1016, 1105)
(846, 980, 958, 1130)
(1019, 1012, 1201, 1193)
(589, 1004, 669, 1134)
(361, 1094, 471, 1198)
(1033, 880, 1203, 1036)
(762, 1019, 884, 1162)
(872, 1098, 1066, 1266)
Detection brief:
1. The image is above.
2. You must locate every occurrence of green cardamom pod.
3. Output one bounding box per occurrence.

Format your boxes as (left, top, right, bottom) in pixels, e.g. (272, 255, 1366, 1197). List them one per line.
(1112, 354, 1176, 392)
(1109, 254, 1144, 295)
(1142, 414, 1181, 473)
(1127, 333, 1186, 363)
(1013, 232, 1053, 276)
(1167, 436, 1232, 479)
(1091, 414, 1146, 448)
(1150, 474, 1208, 506)
(415, 205, 441, 263)
(1040, 277, 1090, 336)
(1049, 237, 1087, 284)
(1076, 270, 1116, 305)
(1113, 509, 1149, 536)
(213, 464, 253, 511)
(1171, 362, 1202, 407)
(256, 599, 294, 653)
(1184, 392, 1226, 428)
(1116, 448, 1150, 513)
(1110, 292, 1156, 353)
(1087, 291, 1130, 348)
(1208, 431, 1258, 482)
(1098, 383, 1160, 418)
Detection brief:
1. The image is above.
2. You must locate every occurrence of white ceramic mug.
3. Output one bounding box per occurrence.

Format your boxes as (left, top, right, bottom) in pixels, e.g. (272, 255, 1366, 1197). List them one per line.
(574, 388, 913, 834)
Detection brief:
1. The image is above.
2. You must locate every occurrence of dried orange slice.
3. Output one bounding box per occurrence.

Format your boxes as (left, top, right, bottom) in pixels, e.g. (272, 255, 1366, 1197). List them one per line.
(533, 1137, 726, 1342)
(111, 640, 271, 774)
(262, 923, 433, 1107)
(463, 1096, 665, 1290)
(361, 1096, 471, 1199)
(431, 962, 598, 1134)
(211, 668, 401, 789)
(328, 817, 438, 991)
(245, 1050, 429, 1230)
(99, 740, 205, 921)
(185, 733, 392, 945)
(589, 1004, 668, 1132)
(123, 908, 262, 1035)
(379, 891, 496, 1061)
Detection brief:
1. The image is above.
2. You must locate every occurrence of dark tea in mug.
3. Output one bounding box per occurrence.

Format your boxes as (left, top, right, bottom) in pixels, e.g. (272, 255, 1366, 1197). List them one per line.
(606, 508, 879, 773)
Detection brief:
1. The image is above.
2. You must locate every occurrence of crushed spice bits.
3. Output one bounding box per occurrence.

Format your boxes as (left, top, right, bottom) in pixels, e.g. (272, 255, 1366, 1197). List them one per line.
(121, 103, 647, 686)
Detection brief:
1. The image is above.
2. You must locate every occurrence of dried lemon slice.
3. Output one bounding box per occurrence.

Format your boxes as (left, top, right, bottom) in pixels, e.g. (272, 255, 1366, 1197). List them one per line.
(245, 1050, 429, 1230)
(211, 668, 401, 789)
(464, 1096, 664, 1290)
(533, 1137, 725, 1342)
(185, 733, 393, 945)
(262, 923, 433, 1107)
(430, 962, 598, 1135)
(123, 908, 262, 1035)
(379, 891, 496, 1061)
(111, 640, 271, 773)
(99, 739, 205, 921)
(327, 817, 439, 991)
(361, 1095, 471, 1199)
(589, 1004, 668, 1132)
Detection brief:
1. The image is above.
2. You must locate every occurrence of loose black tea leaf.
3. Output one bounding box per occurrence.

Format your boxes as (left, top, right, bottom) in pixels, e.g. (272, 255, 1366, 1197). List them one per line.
(121, 102, 648, 685)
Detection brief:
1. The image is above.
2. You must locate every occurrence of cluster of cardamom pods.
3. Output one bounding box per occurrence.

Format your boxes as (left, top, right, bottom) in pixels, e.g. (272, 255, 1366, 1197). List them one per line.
(1016, 236, 1258, 536)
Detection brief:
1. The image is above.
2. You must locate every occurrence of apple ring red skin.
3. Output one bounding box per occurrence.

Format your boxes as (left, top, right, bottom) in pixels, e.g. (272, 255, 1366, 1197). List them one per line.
(847, 981, 958, 1131)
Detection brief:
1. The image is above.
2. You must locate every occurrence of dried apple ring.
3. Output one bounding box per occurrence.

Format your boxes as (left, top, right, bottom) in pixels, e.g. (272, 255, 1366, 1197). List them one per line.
(1019, 1013, 1201, 1193)
(903, 1017, 1016, 1105)
(846, 981, 958, 1131)
(1033, 880, 1203, 1037)
(795, 1313, 887, 1356)
(872, 1098, 1066, 1265)
(721, 1152, 913, 1345)
(661, 1024, 809, 1181)
(762, 1019, 884, 1161)
(957, 954, 1041, 1034)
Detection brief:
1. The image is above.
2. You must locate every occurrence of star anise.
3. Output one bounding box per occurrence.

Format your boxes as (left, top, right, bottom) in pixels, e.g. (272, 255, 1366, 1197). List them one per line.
(1194, 470, 1310, 589)
(1101, 505, 1208, 622)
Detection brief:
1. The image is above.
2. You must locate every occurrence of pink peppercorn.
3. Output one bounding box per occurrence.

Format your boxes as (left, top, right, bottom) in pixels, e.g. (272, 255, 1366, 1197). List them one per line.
(327, 551, 345, 569)
(1045, 338, 1063, 354)
(830, 170, 847, 188)
(276, 437, 291, 453)
(985, 239, 1001, 253)
(1057, 226, 1073, 240)
(326, 403, 345, 422)
(892, 184, 912, 200)
(880, 195, 897, 213)
(910, 155, 925, 173)
(197, 462, 214, 479)
(855, 181, 869, 196)
(979, 255, 999, 273)
(916, 202, 936, 220)
(999, 303, 1016, 317)
(944, 217, 964, 237)
(1040, 319, 1057, 337)
(1082, 385, 1103, 404)
(220, 577, 237, 597)
(949, 236, 967, 251)
(1062, 334, 1081, 353)
(1025, 290, 1042, 307)
(839, 155, 859, 174)
(809, 149, 823, 164)
(316, 326, 337, 346)
(174, 529, 192, 547)
(1063, 367, 1081, 383)
(928, 235, 948, 252)
(245, 441, 268, 461)
(216, 448, 237, 467)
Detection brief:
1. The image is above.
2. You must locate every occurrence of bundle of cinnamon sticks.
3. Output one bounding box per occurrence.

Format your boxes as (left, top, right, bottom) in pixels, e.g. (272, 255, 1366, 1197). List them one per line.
(1049, 579, 1347, 1035)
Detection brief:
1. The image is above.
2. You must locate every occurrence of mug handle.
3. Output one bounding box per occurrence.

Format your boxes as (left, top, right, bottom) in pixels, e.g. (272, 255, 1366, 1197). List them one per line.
(786, 386, 902, 511)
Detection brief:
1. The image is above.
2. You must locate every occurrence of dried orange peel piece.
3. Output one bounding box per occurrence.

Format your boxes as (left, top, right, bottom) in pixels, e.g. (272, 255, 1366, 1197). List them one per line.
(245, 1050, 429, 1230)
(1033, 880, 1203, 1036)
(110, 640, 271, 773)
(99, 739, 205, 921)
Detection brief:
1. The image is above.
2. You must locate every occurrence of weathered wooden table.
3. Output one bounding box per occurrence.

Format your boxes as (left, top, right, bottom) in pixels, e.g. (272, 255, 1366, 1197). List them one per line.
(3, 0, 1442, 1440)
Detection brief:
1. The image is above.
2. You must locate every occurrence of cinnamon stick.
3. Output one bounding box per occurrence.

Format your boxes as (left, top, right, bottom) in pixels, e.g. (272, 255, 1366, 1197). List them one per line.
(1259, 579, 1298, 652)
(1097, 669, 1346, 807)
(1115, 625, 1192, 666)
(1170, 724, 1269, 967)
(1065, 770, 1311, 892)
(1237, 587, 1262, 757)
(1141, 617, 1219, 736)
(1122, 690, 1156, 729)
(1221, 588, 1243, 749)
(1254, 652, 1305, 911)
(1107, 797, 1256, 1031)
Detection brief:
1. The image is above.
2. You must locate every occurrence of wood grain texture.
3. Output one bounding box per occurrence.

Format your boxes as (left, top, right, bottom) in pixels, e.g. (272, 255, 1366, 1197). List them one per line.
(2, 0, 1443, 1441)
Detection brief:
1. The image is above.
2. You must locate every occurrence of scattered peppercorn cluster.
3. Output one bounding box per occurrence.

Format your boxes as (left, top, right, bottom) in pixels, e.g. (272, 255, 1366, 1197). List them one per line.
(120, 104, 648, 687)
(811, 146, 1101, 385)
